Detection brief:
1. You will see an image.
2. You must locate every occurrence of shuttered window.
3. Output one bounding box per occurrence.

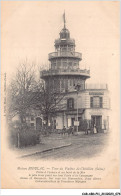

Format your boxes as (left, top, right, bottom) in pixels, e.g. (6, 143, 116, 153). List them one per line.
(90, 96, 103, 108)
(90, 97, 93, 108)
(67, 98, 74, 110)
(100, 97, 103, 108)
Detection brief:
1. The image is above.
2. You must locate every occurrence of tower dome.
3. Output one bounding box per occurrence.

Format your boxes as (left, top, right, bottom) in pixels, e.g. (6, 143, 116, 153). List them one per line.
(60, 27, 70, 39)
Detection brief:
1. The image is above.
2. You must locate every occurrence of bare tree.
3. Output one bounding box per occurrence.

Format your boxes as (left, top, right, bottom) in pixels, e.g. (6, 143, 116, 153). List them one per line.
(7, 60, 66, 128)
(32, 81, 66, 126)
(7, 60, 37, 124)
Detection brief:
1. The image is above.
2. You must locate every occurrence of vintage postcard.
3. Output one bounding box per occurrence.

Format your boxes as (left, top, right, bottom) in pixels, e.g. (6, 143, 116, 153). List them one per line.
(1, 1, 120, 189)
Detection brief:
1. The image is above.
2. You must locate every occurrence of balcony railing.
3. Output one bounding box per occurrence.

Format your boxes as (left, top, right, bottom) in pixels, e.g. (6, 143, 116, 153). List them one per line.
(41, 68, 90, 78)
(48, 51, 82, 60)
(55, 38, 75, 45)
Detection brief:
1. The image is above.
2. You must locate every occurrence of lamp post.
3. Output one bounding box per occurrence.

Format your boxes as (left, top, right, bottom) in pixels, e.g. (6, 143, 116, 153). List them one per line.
(75, 84, 81, 132)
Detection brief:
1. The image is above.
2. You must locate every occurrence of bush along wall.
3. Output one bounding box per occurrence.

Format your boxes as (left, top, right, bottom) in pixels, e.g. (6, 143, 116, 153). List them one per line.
(19, 129, 40, 147)
(9, 123, 40, 148)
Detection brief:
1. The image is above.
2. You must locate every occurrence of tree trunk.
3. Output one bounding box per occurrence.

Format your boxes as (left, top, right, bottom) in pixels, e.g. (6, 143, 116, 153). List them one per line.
(45, 112, 49, 127)
(46, 116, 48, 126)
(20, 112, 26, 126)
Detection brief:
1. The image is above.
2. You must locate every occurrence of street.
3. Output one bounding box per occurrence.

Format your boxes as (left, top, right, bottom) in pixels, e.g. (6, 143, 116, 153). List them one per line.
(24, 133, 109, 160)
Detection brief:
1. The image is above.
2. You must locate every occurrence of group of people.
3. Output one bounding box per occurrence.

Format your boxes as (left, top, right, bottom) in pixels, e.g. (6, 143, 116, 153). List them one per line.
(85, 123, 98, 135)
(62, 126, 74, 136)
(62, 124, 98, 136)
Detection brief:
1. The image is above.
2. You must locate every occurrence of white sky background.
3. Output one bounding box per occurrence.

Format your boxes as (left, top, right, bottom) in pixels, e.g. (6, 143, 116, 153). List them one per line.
(1, 1, 120, 91)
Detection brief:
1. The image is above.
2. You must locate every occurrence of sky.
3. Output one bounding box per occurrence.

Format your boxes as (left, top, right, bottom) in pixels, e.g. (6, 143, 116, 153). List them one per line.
(1, 1, 120, 91)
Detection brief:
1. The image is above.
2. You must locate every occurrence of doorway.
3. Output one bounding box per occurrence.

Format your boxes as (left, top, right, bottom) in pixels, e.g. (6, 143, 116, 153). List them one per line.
(91, 115, 102, 132)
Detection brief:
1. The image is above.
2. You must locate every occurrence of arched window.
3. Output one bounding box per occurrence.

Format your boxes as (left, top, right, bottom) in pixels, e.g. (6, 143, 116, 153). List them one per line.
(67, 98, 74, 110)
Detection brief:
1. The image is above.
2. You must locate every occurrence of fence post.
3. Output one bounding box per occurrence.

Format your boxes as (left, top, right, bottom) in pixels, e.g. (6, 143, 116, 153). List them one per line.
(18, 130, 20, 148)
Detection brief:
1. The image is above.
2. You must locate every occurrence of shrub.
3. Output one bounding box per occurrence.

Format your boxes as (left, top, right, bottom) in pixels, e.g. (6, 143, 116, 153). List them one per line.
(9, 127, 18, 147)
(9, 122, 40, 148)
(19, 129, 40, 147)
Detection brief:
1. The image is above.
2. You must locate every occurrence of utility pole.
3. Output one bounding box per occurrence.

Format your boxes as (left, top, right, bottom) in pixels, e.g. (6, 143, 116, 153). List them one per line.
(75, 84, 81, 132)
(18, 131, 20, 148)
(77, 91, 78, 132)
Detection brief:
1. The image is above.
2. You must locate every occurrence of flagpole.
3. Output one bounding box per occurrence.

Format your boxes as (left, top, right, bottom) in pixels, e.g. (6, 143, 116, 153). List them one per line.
(63, 11, 66, 28)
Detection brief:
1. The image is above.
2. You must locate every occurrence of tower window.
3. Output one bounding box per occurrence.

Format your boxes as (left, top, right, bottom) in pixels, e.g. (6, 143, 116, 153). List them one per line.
(70, 79, 72, 86)
(61, 79, 64, 89)
(63, 61, 67, 70)
(69, 61, 72, 67)
(57, 60, 61, 68)
(67, 98, 74, 110)
(62, 47, 67, 52)
(53, 62, 56, 69)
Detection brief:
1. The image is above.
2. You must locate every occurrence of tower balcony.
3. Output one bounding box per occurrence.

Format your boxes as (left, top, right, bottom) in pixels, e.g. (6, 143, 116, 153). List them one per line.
(41, 68, 90, 79)
(48, 51, 82, 60)
(55, 38, 75, 46)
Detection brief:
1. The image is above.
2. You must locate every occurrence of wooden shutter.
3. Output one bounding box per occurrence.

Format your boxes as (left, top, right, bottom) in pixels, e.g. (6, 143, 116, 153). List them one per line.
(100, 97, 103, 108)
(90, 97, 93, 108)
(67, 98, 74, 110)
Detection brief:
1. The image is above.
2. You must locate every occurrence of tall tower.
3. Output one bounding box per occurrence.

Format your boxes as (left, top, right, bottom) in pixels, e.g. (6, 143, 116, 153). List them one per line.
(41, 13, 90, 93)
(40, 14, 110, 131)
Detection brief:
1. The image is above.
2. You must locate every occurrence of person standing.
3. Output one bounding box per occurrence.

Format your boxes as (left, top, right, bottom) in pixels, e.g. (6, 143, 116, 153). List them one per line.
(71, 126, 74, 135)
(63, 126, 66, 136)
(93, 124, 97, 134)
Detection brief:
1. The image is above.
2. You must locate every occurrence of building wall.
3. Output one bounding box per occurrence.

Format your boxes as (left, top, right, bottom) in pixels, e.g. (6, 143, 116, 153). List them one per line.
(84, 108, 110, 130)
(54, 88, 110, 130)
(56, 89, 110, 110)
(84, 108, 109, 120)
(23, 88, 110, 130)
(21, 87, 110, 131)
(84, 90, 110, 109)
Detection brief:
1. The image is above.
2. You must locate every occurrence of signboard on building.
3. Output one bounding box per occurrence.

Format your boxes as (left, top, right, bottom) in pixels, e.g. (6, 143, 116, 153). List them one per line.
(68, 118, 71, 127)
(89, 92, 104, 95)
(74, 121, 79, 126)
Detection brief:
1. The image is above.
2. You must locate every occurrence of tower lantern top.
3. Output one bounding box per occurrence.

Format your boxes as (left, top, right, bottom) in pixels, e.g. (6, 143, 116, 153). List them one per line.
(60, 27, 70, 39)
(59, 12, 70, 40)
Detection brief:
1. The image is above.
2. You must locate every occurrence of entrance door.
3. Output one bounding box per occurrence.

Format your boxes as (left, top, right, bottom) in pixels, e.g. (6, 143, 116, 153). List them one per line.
(91, 116, 102, 132)
(36, 117, 42, 131)
(71, 118, 75, 127)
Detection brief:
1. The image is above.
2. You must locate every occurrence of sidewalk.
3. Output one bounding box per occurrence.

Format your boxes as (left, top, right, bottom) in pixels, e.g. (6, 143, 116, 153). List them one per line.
(14, 133, 72, 158)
